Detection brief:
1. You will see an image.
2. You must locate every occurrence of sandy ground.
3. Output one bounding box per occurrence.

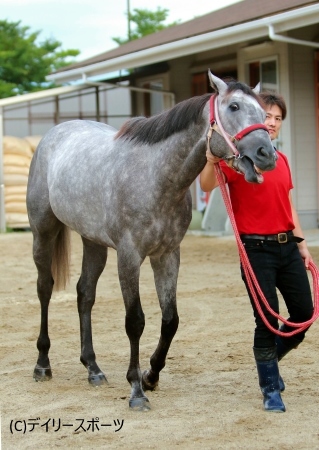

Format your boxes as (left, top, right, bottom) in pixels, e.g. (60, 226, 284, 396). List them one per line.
(1, 230, 319, 450)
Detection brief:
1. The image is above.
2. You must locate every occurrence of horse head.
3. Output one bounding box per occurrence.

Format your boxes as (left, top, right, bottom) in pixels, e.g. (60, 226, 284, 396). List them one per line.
(207, 71, 277, 183)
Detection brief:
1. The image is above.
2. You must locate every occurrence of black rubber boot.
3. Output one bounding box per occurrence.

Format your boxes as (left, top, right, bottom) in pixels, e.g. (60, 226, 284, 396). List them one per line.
(253, 346, 286, 412)
(278, 374, 285, 392)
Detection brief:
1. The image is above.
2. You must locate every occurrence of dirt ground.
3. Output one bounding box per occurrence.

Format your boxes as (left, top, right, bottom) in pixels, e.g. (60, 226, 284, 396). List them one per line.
(1, 230, 319, 450)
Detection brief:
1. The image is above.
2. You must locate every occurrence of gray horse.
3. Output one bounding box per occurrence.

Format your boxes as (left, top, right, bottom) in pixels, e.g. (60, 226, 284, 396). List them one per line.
(26, 72, 276, 411)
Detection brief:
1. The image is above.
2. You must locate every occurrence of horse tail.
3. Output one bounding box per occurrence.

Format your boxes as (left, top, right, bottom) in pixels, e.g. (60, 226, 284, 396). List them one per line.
(52, 224, 71, 291)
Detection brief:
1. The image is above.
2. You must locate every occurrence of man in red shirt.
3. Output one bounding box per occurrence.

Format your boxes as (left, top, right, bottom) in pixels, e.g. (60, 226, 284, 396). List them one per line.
(200, 92, 314, 412)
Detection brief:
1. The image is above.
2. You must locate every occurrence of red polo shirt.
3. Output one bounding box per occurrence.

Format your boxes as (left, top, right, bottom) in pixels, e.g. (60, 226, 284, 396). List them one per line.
(220, 150, 295, 235)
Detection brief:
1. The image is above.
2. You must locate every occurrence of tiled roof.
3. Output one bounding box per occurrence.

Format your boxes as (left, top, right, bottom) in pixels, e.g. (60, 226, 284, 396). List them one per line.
(55, 0, 316, 73)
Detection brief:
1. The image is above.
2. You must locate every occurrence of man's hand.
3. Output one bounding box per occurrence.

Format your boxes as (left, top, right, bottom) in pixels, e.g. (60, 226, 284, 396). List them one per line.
(206, 150, 222, 164)
(298, 244, 313, 269)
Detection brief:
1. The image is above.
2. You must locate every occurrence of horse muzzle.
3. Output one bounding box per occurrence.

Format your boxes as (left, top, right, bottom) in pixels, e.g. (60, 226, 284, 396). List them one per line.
(233, 132, 277, 182)
(231, 151, 277, 183)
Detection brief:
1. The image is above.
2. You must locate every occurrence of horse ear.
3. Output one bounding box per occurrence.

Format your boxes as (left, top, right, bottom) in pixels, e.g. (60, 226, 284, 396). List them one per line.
(253, 82, 261, 94)
(208, 70, 227, 95)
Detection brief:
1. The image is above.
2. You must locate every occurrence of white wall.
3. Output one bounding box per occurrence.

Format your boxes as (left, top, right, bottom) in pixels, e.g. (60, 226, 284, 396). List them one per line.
(238, 41, 318, 228)
(288, 44, 318, 228)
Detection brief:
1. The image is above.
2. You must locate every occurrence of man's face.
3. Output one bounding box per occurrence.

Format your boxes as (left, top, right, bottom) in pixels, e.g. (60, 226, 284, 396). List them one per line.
(264, 104, 282, 141)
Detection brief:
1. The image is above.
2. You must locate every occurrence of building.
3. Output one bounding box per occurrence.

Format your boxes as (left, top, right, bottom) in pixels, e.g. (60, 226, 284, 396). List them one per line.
(0, 0, 318, 230)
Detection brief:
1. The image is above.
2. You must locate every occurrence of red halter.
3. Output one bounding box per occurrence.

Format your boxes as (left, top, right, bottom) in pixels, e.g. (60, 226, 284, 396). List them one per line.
(208, 94, 269, 156)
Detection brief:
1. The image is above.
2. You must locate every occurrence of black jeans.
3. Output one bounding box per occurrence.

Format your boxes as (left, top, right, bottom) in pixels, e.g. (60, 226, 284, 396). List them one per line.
(240, 239, 313, 348)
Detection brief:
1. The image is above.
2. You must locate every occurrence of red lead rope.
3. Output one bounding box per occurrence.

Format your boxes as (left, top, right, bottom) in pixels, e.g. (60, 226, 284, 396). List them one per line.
(214, 162, 319, 337)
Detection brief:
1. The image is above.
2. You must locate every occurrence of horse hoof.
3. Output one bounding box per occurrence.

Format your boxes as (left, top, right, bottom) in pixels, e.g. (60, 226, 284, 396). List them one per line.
(142, 370, 158, 391)
(88, 373, 108, 386)
(129, 397, 151, 412)
(33, 366, 52, 381)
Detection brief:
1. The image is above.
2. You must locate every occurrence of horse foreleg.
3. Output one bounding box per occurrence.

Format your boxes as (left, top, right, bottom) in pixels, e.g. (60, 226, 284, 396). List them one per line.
(77, 238, 107, 386)
(117, 246, 150, 411)
(143, 248, 180, 391)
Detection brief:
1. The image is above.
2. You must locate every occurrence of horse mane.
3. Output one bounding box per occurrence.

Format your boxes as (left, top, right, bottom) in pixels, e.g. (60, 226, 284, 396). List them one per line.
(115, 81, 263, 145)
(115, 93, 211, 145)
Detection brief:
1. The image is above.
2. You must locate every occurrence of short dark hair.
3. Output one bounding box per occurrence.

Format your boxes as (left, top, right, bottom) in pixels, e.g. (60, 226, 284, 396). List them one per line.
(259, 92, 287, 120)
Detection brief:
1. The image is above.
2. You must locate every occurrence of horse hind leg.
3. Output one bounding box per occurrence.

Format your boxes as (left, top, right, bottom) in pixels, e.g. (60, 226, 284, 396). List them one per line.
(32, 219, 71, 382)
(142, 248, 180, 392)
(77, 237, 108, 386)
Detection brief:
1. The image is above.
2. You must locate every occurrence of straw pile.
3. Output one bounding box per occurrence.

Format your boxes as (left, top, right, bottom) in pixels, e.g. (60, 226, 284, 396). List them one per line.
(3, 135, 41, 228)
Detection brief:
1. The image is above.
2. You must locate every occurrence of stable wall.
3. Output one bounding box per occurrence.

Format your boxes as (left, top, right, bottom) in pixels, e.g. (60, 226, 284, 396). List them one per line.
(288, 44, 318, 229)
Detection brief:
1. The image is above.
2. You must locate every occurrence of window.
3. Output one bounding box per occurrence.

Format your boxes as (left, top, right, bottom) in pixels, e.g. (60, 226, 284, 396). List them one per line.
(191, 69, 237, 96)
(192, 73, 210, 96)
(136, 73, 172, 117)
(141, 80, 164, 117)
(246, 58, 278, 92)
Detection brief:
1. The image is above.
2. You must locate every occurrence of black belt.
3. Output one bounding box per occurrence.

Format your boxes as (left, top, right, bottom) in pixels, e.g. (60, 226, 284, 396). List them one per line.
(240, 232, 304, 244)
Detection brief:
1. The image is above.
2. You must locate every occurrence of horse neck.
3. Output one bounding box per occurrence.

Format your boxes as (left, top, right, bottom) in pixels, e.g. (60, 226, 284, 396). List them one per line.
(155, 120, 209, 195)
(176, 137, 208, 189)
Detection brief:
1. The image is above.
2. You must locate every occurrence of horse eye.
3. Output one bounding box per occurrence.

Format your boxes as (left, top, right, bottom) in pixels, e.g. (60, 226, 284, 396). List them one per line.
(229, 103, 239, 112)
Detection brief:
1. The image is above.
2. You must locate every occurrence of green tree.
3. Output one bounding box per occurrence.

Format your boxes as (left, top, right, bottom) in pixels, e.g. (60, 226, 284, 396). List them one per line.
(112, 7, 180, 45)
(0, 20, 80, 98)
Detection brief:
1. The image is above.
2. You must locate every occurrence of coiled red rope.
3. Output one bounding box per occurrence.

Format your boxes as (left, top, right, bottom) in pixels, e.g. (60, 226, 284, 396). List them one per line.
(214, 162, 319, 337)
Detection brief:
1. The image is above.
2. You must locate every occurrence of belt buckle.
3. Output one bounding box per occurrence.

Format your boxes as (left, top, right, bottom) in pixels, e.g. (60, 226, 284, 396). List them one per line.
(278, 233, 288, 243)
